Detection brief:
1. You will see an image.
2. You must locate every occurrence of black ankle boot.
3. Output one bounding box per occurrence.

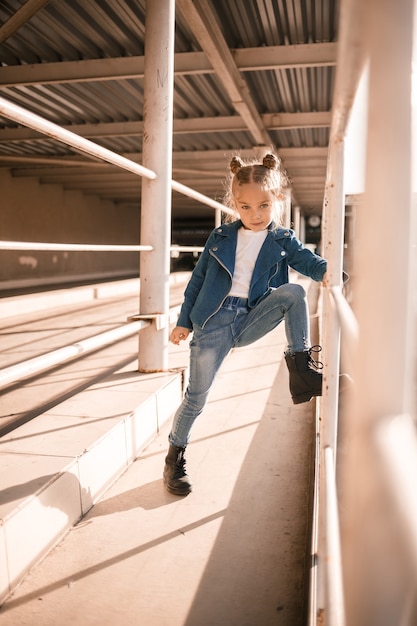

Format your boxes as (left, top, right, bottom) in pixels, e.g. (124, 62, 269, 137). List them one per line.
(284, 346, 323, 405)
(163, 445, 192, 496)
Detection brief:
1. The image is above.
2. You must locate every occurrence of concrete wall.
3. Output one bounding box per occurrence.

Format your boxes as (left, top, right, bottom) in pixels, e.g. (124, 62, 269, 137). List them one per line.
(0, 169, 140, 289)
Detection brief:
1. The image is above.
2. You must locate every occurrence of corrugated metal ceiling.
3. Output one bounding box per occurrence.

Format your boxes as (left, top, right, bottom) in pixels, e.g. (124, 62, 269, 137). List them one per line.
(0, 0, 339, 222)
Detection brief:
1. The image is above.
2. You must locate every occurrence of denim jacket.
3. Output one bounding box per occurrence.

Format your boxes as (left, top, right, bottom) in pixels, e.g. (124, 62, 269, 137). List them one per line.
(177, 220, 327, 330)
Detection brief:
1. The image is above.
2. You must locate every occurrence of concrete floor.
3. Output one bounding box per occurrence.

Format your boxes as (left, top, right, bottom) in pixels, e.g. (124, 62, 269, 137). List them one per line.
(0, 320, 316, 626)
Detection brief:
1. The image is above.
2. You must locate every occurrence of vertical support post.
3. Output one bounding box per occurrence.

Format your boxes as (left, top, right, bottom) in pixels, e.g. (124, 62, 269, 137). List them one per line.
(317, 136, 345, 626)
(299, 214, 306, 244)
(293, 205, 301, 238)
(215, 207, 222, 227)
(321, 139, 345, 453)
(340, 0, 416, 623)
(282, 188, 292, 228)
(139, 0, 175, 372)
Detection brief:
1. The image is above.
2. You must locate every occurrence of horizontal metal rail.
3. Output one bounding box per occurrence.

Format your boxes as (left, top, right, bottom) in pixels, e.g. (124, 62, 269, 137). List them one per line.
(328, 286, 358, 372)
(0, 96, 157, 180)
(308, 427, 320, 624)
(329, 286, 359, 346)
(0, 320, 147, 390)
(170, 245, 204, 253)
(0, 241, 204, 253)
(0, 95, 235, 216)
(0, 304, 181, 391)
(324, 446, 346, 626)
(312, 284, 358, 626)
(171, 179, 234, 215)
(0, 241, 153, 252)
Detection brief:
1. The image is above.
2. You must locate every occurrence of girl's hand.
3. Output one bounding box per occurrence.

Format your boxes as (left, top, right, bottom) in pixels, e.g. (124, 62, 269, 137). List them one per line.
(170, 326, 190, 345)
(321, 271, 349, 286)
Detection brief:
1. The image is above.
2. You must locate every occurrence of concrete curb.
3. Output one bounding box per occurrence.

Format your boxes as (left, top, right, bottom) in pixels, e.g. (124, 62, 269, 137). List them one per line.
(0, 365, 185, 605)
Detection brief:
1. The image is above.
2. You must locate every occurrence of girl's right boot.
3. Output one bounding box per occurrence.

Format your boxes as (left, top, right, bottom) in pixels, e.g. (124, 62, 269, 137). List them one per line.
(163, 445, 192, 496)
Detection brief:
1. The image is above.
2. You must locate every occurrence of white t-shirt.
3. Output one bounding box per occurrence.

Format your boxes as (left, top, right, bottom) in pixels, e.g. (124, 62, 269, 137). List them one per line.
(229, 228, 268, 298)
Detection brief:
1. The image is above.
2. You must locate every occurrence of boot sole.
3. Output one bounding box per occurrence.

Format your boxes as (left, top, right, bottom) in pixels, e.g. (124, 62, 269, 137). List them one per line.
(164, 480, 192, 497)
(292, 391, 321, 404)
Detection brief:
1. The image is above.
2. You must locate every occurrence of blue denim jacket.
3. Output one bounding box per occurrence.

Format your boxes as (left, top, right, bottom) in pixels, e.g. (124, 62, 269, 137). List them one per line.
(177, 220, 327, 330)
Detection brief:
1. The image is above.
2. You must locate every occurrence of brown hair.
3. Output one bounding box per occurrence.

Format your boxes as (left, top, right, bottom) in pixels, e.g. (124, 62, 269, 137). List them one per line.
(223, 153, 287, 225)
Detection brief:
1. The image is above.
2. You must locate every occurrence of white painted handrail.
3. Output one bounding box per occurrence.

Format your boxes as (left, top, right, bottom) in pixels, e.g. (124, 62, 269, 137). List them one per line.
(0, 241, 153, 251)
(171, 179, 234, 215)
(0, 320, 148, 391)
(0, 241, 204, 253)
(329, 286, 358, 346)
(0, 95, 234, 216)
(324, 447, 346, 626)
(0, 96, 157, 180)
(0, 302, 182, 390)
(328, 286, 359, 371)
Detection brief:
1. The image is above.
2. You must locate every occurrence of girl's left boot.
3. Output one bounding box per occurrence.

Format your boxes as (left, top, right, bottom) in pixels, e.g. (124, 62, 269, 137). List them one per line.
(163, 445, 192, 496)
(284, 347, 323, 404)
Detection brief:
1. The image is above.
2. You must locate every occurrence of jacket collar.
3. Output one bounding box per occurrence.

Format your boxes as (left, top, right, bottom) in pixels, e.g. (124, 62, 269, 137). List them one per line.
(210, 220, 290, 277)
(215, 220, 290, 240)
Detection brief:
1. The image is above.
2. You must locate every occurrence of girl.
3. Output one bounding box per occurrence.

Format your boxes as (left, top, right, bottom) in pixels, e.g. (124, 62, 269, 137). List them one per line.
(164, 153, 327, 496)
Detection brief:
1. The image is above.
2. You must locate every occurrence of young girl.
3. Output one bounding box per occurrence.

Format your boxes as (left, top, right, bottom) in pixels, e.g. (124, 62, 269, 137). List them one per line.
(164, 153, 327, 496)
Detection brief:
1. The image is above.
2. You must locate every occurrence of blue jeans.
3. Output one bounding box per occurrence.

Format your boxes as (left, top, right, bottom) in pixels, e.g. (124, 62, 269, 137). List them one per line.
(169, 283, 310, 447)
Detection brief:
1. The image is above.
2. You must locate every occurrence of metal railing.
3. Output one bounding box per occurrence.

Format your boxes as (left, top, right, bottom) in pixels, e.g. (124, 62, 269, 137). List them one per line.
(0, 88, 220, 384)
(0, 300, 182, 391)
(311, 1, 416, 625)
(323, 446, 345, 625)
(0, 241, 204, 253)
(0, 96, 234, 218)
(0, 234, 204, 388)
(309, 0, 367, 620)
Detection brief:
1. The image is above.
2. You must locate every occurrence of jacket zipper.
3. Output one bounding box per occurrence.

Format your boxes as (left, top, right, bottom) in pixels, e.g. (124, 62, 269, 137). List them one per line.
(201, 250, 232, 329)
(266, 263, 279, 289)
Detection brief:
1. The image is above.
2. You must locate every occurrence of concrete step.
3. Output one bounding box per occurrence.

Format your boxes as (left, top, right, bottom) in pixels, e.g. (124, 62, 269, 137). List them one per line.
(0, 354, 186, 605)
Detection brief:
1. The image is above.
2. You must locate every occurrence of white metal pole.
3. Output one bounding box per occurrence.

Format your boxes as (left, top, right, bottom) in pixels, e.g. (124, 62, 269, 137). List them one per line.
(283, 188, 291, 228)
(316, 138, 345, 626)
(340, 0, 416, 623)
(299, 214, 306, 244)
(0, 320, 148, 390)
(324, 447, 346, 626)
(138, 0, 175, 372)
(215, 207, 222, 227)
(315, 0, 368, 621)
(0, 96, 156, 181)
(321, 139, 344, 453)
(293, 205, 301, 237)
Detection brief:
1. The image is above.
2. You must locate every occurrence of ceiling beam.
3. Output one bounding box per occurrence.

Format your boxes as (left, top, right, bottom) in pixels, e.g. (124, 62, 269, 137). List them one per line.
(0, 0, 51, 44)
(0, 111, 331, 142)
(173, 0, 272, 147)
(0, 146, 328, 167)
(0, 43, 337, 86)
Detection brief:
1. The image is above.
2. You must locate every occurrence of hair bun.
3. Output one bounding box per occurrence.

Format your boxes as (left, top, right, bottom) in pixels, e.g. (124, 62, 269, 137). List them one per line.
(262, 153, 279, 170)
(229, 155, 244, 174)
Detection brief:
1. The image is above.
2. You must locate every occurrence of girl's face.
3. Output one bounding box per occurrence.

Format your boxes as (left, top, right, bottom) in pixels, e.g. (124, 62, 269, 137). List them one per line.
(234, 183, 275, 231)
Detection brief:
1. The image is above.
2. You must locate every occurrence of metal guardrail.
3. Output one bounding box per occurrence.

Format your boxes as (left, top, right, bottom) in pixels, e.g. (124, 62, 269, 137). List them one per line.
(323, 446, 345, 626)
(0, 241, 204, 253)
(0, 303, 182, 391)
(311, 285, 357, 626)
(329, 286, 358, 370)
(309, 284, 356, 626)
(0, 241, 153, 252)
(0, 95, 235, 217)
(0, 319, 148, 391)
